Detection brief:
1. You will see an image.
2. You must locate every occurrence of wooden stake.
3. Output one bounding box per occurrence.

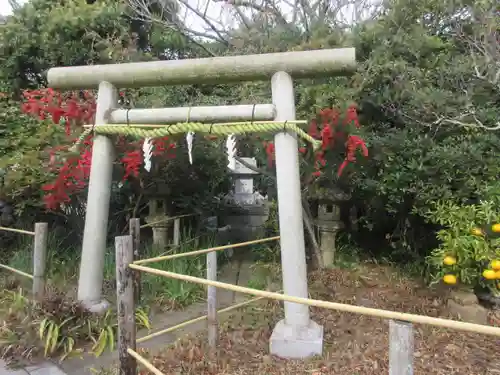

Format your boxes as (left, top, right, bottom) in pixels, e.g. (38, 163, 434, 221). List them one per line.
(115, 235, 137, 375)
(207, 251, 218, 348)
(173, 218, 180, 246)
(32, 222, 48, 302)
(129, 219, 141, 304)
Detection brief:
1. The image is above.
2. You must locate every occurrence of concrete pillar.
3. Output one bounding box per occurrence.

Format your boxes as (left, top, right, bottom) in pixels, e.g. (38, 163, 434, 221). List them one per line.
(77, 81, 117, 312)
(269, 71, 323, 358)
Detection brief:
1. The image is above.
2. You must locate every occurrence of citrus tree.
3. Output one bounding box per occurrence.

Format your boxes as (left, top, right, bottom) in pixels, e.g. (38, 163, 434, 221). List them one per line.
(424, 197, 500, 295)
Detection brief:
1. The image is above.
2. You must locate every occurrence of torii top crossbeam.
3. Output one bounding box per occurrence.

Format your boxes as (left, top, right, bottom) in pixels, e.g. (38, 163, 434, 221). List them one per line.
(46, 48, 356, 89)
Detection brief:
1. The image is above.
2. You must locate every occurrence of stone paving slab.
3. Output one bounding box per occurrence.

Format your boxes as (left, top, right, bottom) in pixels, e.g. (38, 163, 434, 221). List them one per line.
(0, 360, 66, 375)
(25, 362, 66, 375)
(0, 360, 27, 375)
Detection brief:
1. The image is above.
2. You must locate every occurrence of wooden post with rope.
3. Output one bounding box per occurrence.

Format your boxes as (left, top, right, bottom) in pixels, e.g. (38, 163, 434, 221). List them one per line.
(115, 235, 137, 375)
(33, 222, 48, 302)
(129, 218, 141, 304)
(207, 250, 218, 348)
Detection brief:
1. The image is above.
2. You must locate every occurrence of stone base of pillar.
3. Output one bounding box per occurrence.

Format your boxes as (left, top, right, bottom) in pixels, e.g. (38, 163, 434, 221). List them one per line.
(269, 319, 323, 358)
(80, 298, 110, 314)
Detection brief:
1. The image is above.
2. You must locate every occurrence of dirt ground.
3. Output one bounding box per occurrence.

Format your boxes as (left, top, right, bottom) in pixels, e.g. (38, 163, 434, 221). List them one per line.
(139, 263, 500, 375)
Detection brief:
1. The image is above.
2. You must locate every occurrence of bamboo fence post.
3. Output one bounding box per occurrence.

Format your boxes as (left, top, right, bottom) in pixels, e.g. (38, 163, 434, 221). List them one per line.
(32, 222, 48, 302)
(116, 235, 137, 375)
(129, 218, 141, 304)
(389, 320, 414, 375)
(173, 218, 180, 246)
(207, 251, 218, 348)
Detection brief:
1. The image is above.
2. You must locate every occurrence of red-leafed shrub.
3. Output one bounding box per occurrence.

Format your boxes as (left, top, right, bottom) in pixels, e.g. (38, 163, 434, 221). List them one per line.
(20, 89, 179, 210)
(263, 105, 368, 178)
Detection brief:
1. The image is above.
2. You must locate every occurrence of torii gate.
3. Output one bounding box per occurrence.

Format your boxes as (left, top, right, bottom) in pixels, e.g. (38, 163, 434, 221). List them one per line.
(46, 47, 356, 358)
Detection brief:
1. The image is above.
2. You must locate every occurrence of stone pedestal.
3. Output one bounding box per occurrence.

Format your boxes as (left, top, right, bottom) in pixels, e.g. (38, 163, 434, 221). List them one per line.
(316, 203, 344, 266)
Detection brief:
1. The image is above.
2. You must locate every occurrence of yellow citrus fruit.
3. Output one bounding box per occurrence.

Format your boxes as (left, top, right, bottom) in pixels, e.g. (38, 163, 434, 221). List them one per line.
(495, 271, 500, 279)
(471, 228, 484, 236)
(443, 256, 457, 266)
(443, 274, 457, 285)
(491, 260, 500, 270)
(492, 224, 500, 233)
(483, 269, 497, 280)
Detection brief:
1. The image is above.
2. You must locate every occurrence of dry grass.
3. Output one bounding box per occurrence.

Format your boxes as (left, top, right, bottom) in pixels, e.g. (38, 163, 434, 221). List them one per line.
(138, 263, 500, 375)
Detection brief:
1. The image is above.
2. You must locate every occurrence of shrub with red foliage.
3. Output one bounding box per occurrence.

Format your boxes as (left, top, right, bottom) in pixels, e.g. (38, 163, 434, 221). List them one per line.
(21, 88, 177, 210)
(264, 106, 368, 177)
(22, 88, 96, 135)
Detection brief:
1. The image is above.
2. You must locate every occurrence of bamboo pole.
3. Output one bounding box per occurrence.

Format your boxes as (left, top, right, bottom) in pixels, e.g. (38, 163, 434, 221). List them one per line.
(0, 264, 33, 279)
(32, 223, 48, 302)
(137, 296, 265, 344)
(116, 236, 137, 375)
(0, 226, 35, 236)
(139, 213, 195, 229)
(127, 348, 163, 375)
(129, 218, 141, 304)
(134, 236, 280, 265)
(128, 264, 500, 337)
(207, 251, 217, 349)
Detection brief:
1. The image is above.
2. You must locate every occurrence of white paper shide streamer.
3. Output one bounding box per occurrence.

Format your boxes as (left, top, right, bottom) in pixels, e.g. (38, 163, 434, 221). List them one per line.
(226, 134, 237, 171)
(186, 131, 195, 165)
(142, 137, 153, 172)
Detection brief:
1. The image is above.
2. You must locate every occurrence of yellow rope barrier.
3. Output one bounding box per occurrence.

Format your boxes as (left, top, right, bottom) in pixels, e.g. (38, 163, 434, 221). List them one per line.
(0, 264, 33, 279)
(0, 226, 35, 236)
(73, 120, 321, 151)
(137, 295, 266, 344)
(134, 236, 280, 265)
(129, 264, 500, 337)
(139, 213, 196, 229)
(127, 348, 164, 375)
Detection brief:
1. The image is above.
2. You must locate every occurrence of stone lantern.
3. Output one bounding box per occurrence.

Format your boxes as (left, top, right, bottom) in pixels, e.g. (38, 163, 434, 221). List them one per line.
(313, 187, 350, 266)
(220, 157, 269, 244)
(145, 198, 172, 249)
